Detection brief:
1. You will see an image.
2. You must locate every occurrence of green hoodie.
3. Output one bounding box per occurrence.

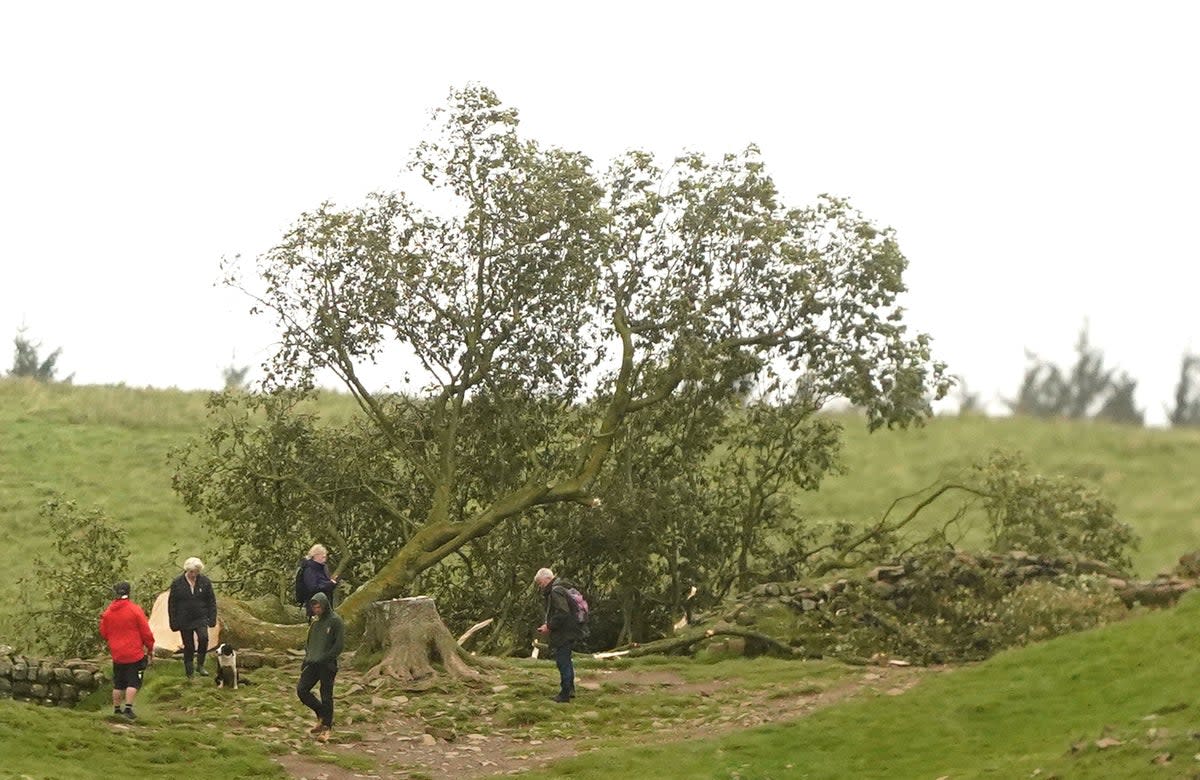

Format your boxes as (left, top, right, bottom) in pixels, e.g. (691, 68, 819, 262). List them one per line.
(304, 592, 345, 665)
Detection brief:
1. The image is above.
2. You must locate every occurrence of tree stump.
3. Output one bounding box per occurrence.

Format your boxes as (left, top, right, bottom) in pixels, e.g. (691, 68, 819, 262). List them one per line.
(361, 597, 484, 690)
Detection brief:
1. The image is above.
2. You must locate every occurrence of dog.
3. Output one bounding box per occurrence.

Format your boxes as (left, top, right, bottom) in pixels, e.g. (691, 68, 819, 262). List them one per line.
(213, 642, 240, 689)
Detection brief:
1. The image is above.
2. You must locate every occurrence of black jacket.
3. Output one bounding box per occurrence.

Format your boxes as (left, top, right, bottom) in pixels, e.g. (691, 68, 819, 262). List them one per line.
(299, 558, 337, 604)
(543, 578, 584, 647)
(167, 573, 217, 631)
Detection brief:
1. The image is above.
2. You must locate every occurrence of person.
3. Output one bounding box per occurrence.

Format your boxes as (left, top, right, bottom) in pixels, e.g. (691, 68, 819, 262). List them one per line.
(99, 581, 154, 720)
(167, 556, 217, 678)
(534, 567, 583, 703)
(298, 544, 339, 619)
(296, 591, 344, 740)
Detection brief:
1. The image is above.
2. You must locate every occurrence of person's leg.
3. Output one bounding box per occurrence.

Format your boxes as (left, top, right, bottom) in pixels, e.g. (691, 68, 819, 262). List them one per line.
(296, 663, 323, 723)
(124, 687, 137, 706)
(180, 630, 196, 676)
(554, 642, 574, 701)
(317, 662, 337, 727)
(563, 642, 575, 697)
(194, 626, 209, 675)
(111, 676, 122, 713)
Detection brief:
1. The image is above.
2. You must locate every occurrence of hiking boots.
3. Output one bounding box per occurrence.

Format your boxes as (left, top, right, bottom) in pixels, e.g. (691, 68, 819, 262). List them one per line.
(123, 708, 136, 720)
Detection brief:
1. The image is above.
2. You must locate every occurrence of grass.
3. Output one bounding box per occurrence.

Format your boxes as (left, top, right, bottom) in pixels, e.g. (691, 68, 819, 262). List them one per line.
(0, 683, 284, 779)
(530, 592, 1200, 779)
(813, 412, 1200, 577)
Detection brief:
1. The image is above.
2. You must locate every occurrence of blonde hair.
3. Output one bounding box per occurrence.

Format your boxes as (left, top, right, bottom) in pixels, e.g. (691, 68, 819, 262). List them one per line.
(534, 567, 555, 584)
(307, 544, 328, 560)
(183, 557, 204, 573)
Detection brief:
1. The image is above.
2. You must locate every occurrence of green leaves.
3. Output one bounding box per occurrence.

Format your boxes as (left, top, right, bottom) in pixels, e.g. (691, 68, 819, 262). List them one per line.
(193, 84, 949, 620)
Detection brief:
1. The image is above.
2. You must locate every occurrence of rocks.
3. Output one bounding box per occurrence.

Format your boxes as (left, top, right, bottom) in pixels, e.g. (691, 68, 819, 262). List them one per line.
(0, 647, 105, 706)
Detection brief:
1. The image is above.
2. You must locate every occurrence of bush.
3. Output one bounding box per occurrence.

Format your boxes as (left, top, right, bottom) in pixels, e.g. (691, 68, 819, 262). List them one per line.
(18, 498, 130, 657)
(986, 578, 1127, 648)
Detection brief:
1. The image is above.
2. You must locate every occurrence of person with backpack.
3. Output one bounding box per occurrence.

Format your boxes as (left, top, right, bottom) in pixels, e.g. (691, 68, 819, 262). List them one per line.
(534, 567, 587, 703)
(296, 543, 339, 619)
(167, 556, 217, 678)
(99, 581, 154, 720)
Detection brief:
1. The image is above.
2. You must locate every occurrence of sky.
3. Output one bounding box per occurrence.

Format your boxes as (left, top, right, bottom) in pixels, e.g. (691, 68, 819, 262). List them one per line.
(1, 2, 1197, 423)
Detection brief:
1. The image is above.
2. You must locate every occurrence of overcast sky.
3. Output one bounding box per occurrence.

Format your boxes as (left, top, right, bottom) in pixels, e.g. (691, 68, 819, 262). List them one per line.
(1, 2, 1196, 423)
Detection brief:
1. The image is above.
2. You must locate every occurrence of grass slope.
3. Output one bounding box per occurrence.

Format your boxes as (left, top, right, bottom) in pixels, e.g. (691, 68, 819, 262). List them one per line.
(0, 683, 284, 779)
(811, 412, 1200, 577)
(3, 379, 1199, 629)
(534, 592, 1200, 779)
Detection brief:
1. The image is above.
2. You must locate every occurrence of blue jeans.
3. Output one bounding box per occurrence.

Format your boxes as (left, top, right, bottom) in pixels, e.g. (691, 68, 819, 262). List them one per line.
(554, 641, 575, 699)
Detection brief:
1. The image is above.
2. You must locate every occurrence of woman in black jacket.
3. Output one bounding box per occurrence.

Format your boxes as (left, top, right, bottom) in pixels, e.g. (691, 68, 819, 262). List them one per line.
(167, 556, 217, 678)
(298, 543, 339, 619)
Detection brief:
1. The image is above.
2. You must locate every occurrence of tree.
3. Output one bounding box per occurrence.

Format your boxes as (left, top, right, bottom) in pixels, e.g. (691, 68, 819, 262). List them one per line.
(8, 327, 67, 382)
(1008, 324, 1141, 424)
(222, 363, 251, 392)
(1166, 352, 1200, 427)
(18, 498, 130, 657)
(175, 86, 948, 671)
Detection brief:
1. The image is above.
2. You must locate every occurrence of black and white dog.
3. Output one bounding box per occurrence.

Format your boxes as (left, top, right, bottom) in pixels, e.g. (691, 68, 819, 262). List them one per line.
(213, 642, 240, 689)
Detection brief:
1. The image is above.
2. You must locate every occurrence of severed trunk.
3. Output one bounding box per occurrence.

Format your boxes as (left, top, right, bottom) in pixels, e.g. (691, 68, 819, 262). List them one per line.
(359, 596, 484, 690)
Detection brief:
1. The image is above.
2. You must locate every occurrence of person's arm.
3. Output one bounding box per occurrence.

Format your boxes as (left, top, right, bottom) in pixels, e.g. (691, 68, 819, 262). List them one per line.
(204, 576, 217, 627)
(137, 607, 155, 658)
(547, 587, 572, 632)
(167, 581, 179, 631)
(99, 610, 109, 641)
(329, 616, 345, 660)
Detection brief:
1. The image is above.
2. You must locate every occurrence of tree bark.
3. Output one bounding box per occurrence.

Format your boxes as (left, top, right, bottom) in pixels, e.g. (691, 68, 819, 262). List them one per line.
(216, 596, 305, 650)
(621, 627, 796, 658)
(359, 596, 485, 690)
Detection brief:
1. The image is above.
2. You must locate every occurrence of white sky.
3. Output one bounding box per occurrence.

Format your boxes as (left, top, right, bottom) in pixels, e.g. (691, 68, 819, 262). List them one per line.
(1, 1, 1197, 423)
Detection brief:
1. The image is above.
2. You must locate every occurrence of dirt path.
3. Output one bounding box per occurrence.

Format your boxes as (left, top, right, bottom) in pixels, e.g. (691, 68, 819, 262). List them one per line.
(270, 662, 937, 779)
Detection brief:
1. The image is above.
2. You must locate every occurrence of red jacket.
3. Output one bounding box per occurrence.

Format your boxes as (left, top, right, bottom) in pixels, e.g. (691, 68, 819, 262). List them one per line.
(99, 597, 155, 664)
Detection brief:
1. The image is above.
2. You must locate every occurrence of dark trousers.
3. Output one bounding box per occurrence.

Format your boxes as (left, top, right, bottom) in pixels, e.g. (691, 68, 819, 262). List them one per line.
(297, 661, 337, 727)
(554, 641, 575, 698)
(180, 626, 209, 675)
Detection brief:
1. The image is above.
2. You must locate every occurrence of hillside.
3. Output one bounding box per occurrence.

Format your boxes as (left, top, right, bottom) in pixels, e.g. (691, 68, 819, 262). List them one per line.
(531, 591, 1200, 779)
(3, 379, 1199, 634)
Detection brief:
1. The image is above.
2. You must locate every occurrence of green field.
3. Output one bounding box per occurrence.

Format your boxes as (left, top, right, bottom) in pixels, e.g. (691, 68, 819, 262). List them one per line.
(4, 378, 1197, 608)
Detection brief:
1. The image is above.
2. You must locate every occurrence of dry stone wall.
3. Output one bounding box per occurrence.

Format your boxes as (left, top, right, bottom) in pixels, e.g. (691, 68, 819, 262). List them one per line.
(0, 645, 105, 706)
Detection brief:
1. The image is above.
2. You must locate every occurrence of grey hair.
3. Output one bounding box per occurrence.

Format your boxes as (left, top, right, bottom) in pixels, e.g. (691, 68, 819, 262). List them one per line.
(183, 557, 204, 573)
(307, 544, 328, 560)
(534, 567, 555, 583)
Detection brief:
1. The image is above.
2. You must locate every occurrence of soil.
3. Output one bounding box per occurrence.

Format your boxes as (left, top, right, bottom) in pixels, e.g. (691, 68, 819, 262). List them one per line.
(269, 662, 935, 779)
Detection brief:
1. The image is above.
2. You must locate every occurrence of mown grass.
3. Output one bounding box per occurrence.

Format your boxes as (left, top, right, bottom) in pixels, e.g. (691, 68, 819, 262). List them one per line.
(530, 592, 1200, 779)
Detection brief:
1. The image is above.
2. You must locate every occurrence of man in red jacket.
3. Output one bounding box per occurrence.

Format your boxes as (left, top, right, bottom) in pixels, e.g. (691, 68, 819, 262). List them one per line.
(99, 581, 155, 720)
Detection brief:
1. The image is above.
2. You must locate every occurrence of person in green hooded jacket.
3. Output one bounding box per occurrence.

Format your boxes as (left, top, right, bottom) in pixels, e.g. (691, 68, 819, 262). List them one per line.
(296, 591, 344, 738)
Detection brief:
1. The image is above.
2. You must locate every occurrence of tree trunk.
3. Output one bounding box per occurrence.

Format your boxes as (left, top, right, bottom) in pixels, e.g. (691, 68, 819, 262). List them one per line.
(216, 596, 305, 650)
(360, 596, 484, 690)
(621, 627, 797, 658)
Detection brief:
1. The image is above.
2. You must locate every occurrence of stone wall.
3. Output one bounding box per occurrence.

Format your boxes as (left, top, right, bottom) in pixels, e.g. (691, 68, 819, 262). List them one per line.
(0, 645, 106, 706)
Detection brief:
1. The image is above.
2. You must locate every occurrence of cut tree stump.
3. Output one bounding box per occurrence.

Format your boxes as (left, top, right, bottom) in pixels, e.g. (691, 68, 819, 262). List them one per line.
(360, 596, 485, 690)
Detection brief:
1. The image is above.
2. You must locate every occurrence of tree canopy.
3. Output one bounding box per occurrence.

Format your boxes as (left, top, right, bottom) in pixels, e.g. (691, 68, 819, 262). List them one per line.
(174, 85, 948, 631)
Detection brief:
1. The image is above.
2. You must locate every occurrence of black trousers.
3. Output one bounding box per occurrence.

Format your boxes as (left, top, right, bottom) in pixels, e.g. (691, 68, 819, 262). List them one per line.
(180, 625, 209, 675)
(297, 661, 338, 727)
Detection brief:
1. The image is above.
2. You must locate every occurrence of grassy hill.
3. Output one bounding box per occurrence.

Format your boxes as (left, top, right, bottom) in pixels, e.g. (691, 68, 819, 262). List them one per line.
(3, 379, 1199, 636)
(531, 591, 1200, 779)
